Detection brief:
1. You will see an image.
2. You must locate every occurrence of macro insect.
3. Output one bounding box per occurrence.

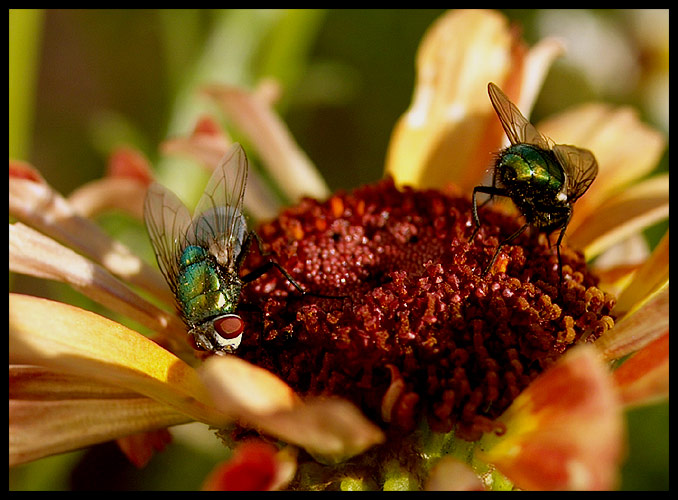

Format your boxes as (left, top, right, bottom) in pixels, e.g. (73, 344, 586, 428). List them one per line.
(144, 143, 334, 354)
(469, 82, 599, 284)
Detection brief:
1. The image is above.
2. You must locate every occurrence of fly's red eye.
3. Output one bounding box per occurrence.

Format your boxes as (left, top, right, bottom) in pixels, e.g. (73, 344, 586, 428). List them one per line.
(213, 314, 244, 339)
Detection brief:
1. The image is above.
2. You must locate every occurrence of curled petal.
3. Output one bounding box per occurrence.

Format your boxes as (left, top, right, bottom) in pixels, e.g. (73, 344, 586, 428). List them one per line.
(9, 173, 172, 304)
(568, 174, 668, 259)
(203, 83, 330, 203)
(9, 293, 227, 426)
(597, 282, 669, 361)
(200, 356, 384, 463)
(480, 345, 624, 490)
(613, 332, 669, 408)
(9, 223, 188, 350)
(68, 178, 148, 219)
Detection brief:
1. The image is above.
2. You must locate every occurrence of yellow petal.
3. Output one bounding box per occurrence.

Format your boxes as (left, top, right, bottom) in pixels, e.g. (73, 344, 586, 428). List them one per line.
(567, 174, 668, 259)
(9, 223, 188, 350)
(10, 395, 188, 467)
(202, 83, 330, 203)
(9, 293, 226, 426)
(200, 355, 384, 463)
(480, 345, 623, 490)
(537, 103, 666, 231)
(612, 230, 669, 317)
(596, 282, 669, 361)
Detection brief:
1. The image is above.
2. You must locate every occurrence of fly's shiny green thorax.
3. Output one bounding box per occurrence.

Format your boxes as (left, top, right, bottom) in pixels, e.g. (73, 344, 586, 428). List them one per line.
(177, 245, 241, 325)
(498, 144, 564, 194)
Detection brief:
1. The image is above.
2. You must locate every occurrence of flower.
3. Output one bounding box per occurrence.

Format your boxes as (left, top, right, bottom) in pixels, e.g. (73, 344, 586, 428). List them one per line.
(10, 9, 667, 491)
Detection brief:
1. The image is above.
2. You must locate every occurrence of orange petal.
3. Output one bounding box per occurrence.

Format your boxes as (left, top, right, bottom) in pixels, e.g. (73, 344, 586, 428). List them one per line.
(202, 83, 329, 203)
(9, 293, 226, 426)
(9, 223, 188, 350)
(9, 174, 172, 304)
(613, 331, 668, 408)
(596, 282, 669, 361)
(568, 174, 668, 259)
(480, 345, 624, 490)
(200, 355, 384, 463)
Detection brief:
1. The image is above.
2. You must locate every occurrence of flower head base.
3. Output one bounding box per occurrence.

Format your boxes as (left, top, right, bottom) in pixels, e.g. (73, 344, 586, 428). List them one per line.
(235, 178, 615, 440)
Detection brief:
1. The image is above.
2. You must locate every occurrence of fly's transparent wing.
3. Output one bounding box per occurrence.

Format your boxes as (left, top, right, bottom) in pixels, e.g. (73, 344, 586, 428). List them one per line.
(143, 183, 192, 295)
(487, 82, 551, 149)
(188, 143, 250, 270)
(553, 144, 599, 203)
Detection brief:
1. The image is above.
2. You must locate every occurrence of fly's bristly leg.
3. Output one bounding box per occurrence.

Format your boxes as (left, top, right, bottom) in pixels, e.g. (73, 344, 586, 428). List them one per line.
(469, 185, 511, 242)
(483, 222, 529, 276)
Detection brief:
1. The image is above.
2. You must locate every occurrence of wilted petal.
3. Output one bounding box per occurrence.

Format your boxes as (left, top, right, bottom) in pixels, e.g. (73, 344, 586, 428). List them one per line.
(9, 365, 188, 467)
(9, 170, 172, 304)
(9, 223, 188, 350)
(480, 345, 624, 490)
(202, 440, 296, 491)
(425, 457, 485, 491)
(537, 103, 666, 231)
(9, 293, 227, 426)
(568, 174, 668, 259)
(385, 9, 561, 192)
(613, 332, 668, 408)
(200, 355, 384, 463)
(612, 231, 668, 317)
(203, 83, 330, 203)
(116, 428, 173, 468)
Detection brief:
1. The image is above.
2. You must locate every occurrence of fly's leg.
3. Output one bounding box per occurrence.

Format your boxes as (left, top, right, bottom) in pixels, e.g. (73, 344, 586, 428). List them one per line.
(554, 212, 572, 289)
(469, 185, 510, 242)
(483, 222, 529, 276)
(240, 231, 345, 299)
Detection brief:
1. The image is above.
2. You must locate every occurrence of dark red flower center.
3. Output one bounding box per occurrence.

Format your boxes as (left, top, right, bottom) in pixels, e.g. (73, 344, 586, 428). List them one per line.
(236, 178, 615, 440)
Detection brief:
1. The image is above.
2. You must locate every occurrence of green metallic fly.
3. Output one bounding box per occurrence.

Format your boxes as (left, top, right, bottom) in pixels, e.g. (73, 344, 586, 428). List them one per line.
(144, 143, 325, 354)
(469, 82, 598, 283)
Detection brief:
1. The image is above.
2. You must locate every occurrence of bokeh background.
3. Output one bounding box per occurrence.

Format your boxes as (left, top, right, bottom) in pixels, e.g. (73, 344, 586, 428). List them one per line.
(9, 9, 668, 490)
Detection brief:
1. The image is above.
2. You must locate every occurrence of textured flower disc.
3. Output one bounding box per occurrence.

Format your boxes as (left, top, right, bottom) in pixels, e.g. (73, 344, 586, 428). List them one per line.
(234, 178, 616, 440)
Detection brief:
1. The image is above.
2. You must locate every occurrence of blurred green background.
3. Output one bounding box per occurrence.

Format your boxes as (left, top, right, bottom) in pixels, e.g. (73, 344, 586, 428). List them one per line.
(9, 9, 668, 490)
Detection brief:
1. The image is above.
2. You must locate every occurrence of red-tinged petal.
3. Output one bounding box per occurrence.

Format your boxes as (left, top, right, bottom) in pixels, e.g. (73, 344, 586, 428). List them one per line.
(480, 345, 624, 490)
(9, 160, 45, 183)
(9, 293, 227, 426)
(68, 178, 148, 219)
(116, 428, 173, 468)
(106, 147, 154, 185)
(596, 282, 669, 361)
(425, 457, 485, 491)
(192, 115, 227, 137)
(613, 331, 669, 408)
(202, 440, 279, 491)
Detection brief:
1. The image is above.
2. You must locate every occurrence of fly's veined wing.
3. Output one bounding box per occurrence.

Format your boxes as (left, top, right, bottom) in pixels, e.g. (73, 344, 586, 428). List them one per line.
(143, 183, 192, 295)
(487, 82, 550, 149)
(553, 144, 599, 203)
(188, 143, 250, 270)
